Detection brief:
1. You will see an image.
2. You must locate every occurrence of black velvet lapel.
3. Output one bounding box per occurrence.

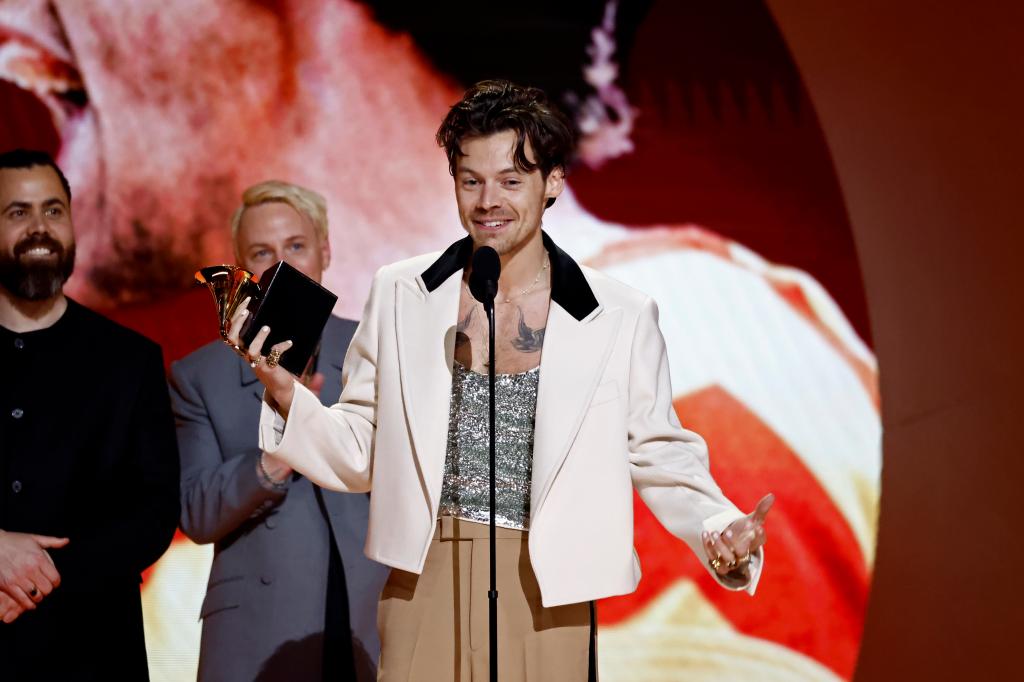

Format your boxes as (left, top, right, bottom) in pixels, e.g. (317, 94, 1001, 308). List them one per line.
(542, 231, 600, 321)
(420, 231, 600, 321)
(420, 236, 473, 292)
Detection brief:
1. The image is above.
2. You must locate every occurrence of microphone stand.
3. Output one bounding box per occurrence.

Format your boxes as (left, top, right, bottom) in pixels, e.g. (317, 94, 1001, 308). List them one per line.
(484, 293, 498, 682)
(469, 246, 501, 682)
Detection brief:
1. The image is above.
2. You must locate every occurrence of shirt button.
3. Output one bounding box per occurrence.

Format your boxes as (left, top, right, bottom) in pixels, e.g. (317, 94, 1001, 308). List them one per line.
(260, 576, 273, 586)
(11, 408, 24, 419)
(14, 338, 24, 349)
(11, 480, 22, 493)
(264, 518, 276, 529)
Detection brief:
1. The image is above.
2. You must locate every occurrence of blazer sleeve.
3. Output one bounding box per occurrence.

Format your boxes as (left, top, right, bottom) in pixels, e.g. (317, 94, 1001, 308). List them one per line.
(258, 269, 383, 492)
(51, 342, 180, 586)
(626, 296, 764, 594)
(170, 358, 286, 545)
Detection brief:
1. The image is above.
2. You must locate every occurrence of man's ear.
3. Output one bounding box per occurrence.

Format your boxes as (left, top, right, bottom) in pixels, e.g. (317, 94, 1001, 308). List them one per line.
(544, 166, 565, 208)
(320, 236, 332, 270)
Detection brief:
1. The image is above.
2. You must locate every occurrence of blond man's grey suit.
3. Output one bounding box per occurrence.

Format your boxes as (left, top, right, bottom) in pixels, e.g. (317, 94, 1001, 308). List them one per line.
(171, 315, 389, 681)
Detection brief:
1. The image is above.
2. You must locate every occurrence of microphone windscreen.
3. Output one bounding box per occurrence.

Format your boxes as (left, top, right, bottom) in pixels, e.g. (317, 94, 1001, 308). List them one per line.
(469, 246, 501, 304)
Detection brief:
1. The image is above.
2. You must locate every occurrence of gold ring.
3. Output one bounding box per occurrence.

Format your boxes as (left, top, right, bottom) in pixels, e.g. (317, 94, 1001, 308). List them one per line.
(266, 348, 283, 369)
(225, 340, 245, 358)
(708, 557, 722, 572)
(250, 355, 262, 369)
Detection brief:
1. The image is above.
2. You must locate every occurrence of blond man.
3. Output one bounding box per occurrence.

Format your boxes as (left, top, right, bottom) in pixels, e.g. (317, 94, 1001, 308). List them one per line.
(170, 180, 388, 681)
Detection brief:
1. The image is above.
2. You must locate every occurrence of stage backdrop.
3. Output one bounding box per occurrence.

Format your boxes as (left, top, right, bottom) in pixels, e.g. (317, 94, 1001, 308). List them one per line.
(0, 1, 878, 680)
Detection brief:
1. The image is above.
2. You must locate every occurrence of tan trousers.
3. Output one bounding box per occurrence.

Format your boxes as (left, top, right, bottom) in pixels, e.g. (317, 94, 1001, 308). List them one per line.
(377, 517, 595, 681)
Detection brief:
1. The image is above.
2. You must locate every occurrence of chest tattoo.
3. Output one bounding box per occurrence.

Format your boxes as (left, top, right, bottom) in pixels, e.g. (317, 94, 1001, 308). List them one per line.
(511, 307, 545, 353)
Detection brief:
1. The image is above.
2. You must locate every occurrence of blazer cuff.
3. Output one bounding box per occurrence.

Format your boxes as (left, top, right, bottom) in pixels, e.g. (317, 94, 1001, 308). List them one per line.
(258, 382, 317, 455)
(701, 509, 764, 596)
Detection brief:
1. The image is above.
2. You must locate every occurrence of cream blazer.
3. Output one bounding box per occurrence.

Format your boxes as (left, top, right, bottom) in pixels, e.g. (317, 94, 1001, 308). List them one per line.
(260, 234, 762, 607)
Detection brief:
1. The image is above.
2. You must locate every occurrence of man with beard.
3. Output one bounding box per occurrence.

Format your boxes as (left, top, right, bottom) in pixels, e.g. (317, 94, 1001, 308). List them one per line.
(171, 180, 388, 682)
(0, 149, 179, 680)
(232, 81, 773, 681)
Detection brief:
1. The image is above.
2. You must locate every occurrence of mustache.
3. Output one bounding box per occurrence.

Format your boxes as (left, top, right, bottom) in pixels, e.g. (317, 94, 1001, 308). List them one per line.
(14, 233, 66, 258)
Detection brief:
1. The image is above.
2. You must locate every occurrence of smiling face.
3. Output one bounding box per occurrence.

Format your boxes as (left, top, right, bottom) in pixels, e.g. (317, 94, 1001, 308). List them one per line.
(455, 130, 563, 257)
(0, 165, 76, 301)
(234, 201, 330, 283)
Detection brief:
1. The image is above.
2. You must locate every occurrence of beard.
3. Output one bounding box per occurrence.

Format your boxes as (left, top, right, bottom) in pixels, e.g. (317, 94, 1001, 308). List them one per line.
(0, 233, 77, 301)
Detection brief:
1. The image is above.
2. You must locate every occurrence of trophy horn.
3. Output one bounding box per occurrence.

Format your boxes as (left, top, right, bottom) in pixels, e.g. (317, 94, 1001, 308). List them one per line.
(195, 265, 262, 340)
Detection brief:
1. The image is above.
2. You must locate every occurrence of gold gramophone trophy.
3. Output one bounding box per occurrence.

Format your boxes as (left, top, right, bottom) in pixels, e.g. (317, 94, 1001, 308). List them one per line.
(195, 261, 338, 375)
(194, 265, 261, 343)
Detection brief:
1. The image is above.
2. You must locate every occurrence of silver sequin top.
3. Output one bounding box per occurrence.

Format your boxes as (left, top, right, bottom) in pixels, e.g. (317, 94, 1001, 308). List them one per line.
(438, 362, 540, 530)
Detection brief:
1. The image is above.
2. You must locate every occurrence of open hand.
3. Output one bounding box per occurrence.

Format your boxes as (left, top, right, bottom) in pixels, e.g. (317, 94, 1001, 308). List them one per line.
(0, 530, 69, 611)
(702, 493, 774, 576)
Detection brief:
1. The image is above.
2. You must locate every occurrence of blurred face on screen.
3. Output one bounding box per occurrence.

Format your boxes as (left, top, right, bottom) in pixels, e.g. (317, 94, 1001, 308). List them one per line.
(235, 202, 330, 283)
(455, 130, 563, 257)
(0, 165, 76, 301)
(0, 0, 459, 308)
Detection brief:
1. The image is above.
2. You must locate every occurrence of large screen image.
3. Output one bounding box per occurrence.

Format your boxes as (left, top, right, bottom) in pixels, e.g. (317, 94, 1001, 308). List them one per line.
(0, 1, 879, 680)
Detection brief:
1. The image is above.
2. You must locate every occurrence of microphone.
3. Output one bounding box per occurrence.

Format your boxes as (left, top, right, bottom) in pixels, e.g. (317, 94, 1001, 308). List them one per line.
(468, 246, 501, 308)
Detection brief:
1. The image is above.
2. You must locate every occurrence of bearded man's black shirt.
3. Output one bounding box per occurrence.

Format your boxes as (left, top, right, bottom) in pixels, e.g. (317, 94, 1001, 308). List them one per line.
(0, 298, 180, 680)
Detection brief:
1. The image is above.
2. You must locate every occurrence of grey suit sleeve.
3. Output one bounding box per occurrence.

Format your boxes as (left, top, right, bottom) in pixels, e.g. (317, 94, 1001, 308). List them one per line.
(170, 360, 287, 544)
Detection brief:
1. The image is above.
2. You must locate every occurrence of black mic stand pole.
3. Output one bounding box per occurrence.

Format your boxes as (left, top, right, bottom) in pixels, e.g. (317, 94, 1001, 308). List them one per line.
(470, 246, 501, 682)
(485, 292, 499, 682)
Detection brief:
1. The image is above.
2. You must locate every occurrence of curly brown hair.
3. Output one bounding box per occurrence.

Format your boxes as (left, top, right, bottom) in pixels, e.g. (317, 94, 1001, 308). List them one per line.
(436, 80, 576, 184)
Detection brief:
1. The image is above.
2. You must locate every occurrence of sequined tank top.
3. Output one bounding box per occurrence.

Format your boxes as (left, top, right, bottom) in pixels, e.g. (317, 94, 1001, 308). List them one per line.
(438, 362, 540, 530)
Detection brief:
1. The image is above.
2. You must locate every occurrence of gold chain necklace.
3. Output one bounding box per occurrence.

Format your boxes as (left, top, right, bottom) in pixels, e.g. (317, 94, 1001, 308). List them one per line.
(462, 254, 550, 304)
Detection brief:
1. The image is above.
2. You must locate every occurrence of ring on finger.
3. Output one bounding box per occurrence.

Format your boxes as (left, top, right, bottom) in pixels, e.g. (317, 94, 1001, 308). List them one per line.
(28, 587, 38, 598)
(266, 348, 283, 369)
(250, 355, 263, 369)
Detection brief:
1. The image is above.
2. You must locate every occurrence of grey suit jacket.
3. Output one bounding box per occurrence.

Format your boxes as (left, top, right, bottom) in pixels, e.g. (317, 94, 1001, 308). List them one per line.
(170, 315, 389, 681)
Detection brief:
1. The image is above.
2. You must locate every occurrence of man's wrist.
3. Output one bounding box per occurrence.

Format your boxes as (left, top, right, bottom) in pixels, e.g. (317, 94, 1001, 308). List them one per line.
(256, 453, 289, 491)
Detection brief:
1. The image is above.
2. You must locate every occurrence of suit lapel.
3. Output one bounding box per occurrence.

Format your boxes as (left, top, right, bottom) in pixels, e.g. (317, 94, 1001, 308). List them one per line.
(395, 271, 461, 512)
(532, 302, 621, 518)
(317, 317, 347, 404)
(318, 360, 344, 404)
(238, 354, 263, 403)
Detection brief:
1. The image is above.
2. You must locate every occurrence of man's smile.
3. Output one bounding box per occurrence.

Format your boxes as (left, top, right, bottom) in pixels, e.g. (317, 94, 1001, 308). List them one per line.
(14, 234, 65, 261)
(474, 218, 513, 232)
(20, 245, 57, 259)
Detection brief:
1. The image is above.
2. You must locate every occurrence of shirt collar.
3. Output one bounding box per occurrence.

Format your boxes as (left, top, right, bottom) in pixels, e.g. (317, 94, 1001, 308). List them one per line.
(420, 231, 599, 322)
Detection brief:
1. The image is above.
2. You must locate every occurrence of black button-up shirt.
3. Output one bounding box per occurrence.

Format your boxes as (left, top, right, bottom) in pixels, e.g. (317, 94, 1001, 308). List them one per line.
(0, 299, 180, 680)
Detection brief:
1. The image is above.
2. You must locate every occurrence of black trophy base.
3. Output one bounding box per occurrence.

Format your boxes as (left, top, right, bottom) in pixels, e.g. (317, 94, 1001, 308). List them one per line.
(241, 261, 338, 376)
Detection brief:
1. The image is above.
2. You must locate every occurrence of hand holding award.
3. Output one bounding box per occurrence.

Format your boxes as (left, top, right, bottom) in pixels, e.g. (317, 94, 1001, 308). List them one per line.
(196, 261, 338, 415)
